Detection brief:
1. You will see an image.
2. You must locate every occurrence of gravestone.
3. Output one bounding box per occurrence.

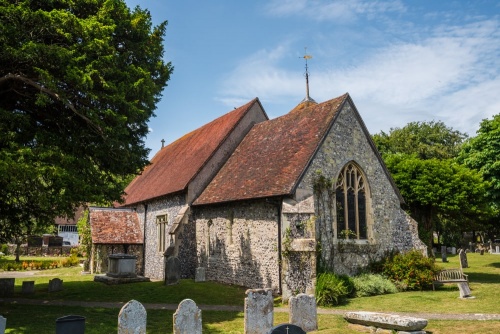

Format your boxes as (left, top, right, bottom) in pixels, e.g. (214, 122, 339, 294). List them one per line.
(268, 323, 306, 334)
(496, 246, 499, 253)
(459, 249, 468, 269)
(118, 299, 147, 334)
(0, 278, 14, 297)
(289, 294, 317, 332)
(195, 267, 205, 282)
(48, 278, 63, 292)
(0, 315, 6, 334)
(457, 282, 474, 299)
(173, 299, 202, 334)
(55, 315, 85, 334)
(244, 288, 273, 334)
(22, 281, 35, 294)
(469, 242, 474, 252)
(441, 246, 448, 262)
(164, 244, 180, 285)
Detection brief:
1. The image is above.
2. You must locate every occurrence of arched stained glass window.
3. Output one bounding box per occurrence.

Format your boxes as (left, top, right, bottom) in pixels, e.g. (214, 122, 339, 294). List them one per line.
(335, 163, 368, 240)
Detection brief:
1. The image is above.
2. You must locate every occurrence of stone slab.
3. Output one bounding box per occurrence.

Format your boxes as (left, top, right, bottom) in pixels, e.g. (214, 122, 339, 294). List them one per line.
(48, 278, 63, 292)
(165, 256, 181, 285)
(94, 275, 150, 285)
(344, 311, 428, 331)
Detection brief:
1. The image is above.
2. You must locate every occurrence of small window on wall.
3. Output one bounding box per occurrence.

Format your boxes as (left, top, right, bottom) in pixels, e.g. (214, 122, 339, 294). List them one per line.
(156, 214, 168, 252)
(335, 162, 368, 240)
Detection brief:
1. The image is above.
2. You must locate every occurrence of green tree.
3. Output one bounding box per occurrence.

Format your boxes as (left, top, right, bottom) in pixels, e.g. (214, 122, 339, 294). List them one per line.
(373, 121, 467, 160)
(0, 0, 172, 246)
(385, 154, 489, 253)
(458, 114, 500, 239)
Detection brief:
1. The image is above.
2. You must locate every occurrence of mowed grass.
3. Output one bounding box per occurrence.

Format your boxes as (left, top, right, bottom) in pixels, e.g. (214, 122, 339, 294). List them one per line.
(1, 252, 500, 333)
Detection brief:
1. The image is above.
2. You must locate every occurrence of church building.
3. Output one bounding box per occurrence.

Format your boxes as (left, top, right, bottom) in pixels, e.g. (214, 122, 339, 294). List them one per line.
(115, 90, 425, 299)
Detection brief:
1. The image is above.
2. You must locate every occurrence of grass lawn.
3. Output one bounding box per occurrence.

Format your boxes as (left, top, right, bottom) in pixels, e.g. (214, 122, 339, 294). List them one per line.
(1, 252, 500, 333)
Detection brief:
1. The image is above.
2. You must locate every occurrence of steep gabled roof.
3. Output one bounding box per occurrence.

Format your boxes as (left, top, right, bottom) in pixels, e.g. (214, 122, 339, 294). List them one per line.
(89, 208, 142, 244)
(122, 99, 261, 206)
(194, 94, 349, 205)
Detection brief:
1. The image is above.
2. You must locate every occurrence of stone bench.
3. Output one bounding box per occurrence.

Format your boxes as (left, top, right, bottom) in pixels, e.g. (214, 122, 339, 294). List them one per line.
(344, 311, 428, 333)
(432, 268, 468, 290)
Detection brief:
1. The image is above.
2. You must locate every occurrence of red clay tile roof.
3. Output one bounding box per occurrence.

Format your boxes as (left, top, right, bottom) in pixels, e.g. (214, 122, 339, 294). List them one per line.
(194, 93, 349, 205)
(122, 99, 261, 205)
(90, 208, 143, 244)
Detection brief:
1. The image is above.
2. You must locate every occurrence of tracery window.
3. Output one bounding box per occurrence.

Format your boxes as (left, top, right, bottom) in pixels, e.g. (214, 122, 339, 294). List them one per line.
(335, 163, 368, 240)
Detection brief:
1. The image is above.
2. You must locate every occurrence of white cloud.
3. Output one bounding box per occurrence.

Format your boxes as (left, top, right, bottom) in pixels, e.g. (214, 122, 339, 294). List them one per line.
(264, 0, 406, 22)
(218, 18, 500, 136)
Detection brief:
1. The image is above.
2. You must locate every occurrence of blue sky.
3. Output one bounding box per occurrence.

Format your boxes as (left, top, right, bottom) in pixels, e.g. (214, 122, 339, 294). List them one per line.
(124, 0, 500, 159)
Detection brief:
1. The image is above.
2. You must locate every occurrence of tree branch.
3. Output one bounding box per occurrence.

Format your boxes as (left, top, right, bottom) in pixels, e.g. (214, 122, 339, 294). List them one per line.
(1, 73, 103, 136)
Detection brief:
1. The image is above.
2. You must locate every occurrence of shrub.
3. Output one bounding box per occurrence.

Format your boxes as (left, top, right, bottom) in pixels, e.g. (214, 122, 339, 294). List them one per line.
(380, 250, 440, 291)
(352, 273, 398, 297)
(315, 272, 353, 306)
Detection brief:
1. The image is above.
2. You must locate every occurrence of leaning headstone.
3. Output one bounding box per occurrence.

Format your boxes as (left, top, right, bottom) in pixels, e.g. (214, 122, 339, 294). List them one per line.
(457, 282, 474, 299)
(118, 299, 147, 334)
(0, 315, 6, 334)
(22, 281, 35, 294)
(441, 246, 448, 262)
(289, 294, 317, 332)
(48, 278, 63, 292)
(0, 278, 14, 297)
(459, 249, 468, 269)
(268, 323, 306, 334)
(244, 288, 273, 334)
(195, 267, 205, 282)
(173, 299, 202, 334)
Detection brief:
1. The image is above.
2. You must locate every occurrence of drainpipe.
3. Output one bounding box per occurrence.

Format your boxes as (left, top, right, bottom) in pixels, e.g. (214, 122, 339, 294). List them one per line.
(142, 204, 148, 276)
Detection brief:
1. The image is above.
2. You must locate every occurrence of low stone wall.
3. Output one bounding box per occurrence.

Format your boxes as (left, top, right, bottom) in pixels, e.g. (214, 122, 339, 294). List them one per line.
(7, 244, 76, 256)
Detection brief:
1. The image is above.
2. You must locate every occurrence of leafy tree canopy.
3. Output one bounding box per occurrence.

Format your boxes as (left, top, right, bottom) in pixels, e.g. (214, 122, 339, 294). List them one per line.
(373, 120, 467, 160)
(0, 0, 172, 242)
(458, 114, 500, 201)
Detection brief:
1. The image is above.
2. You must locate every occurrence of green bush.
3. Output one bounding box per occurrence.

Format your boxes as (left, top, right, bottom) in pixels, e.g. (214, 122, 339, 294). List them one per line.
(0, 244, 9, 255)
(379, 250, 440, 291)
(352, 273, 398, 297)
(315, 272, 353, 306)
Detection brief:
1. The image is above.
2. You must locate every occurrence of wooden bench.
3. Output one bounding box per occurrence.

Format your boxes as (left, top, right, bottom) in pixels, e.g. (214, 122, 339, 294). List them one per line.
(432, 268, 469, 291)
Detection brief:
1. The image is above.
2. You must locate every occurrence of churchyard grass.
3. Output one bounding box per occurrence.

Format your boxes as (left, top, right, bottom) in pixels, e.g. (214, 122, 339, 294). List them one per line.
(1, 252, 500, 333)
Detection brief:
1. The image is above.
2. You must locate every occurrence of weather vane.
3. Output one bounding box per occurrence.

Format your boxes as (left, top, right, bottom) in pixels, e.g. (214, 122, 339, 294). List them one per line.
(300, 47, 315, 103)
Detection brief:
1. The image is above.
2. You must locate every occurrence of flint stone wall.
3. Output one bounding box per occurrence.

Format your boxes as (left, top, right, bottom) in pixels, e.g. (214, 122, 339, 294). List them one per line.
(134, 194, 193, 280)
(297, 102, 426, 274)
(193, 200, 280, 292)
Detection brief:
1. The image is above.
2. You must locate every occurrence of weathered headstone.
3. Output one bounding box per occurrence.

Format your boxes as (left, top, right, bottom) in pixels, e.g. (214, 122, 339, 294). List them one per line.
(0, 315, 6, 334)
(244, 288, 273, 334)
(48, 278, 63, 292)
(0, 278, 14, 297)
(450, 247, 456, 255)
(469, 242, 474, 252)
(165, 256, 181, 285)
(457, 282, 474, 299)
(118, 299, 147, 334)
(496, 246, 499, 253)
(289, 294, 317, 332)
(22, 281, 35, 294)
(268, 323, 306, 334)
(459, 249, 468, 269)
(441, 246, 448, 262)
(173, 299, 202, 334)
(195, 267, 205, 283)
